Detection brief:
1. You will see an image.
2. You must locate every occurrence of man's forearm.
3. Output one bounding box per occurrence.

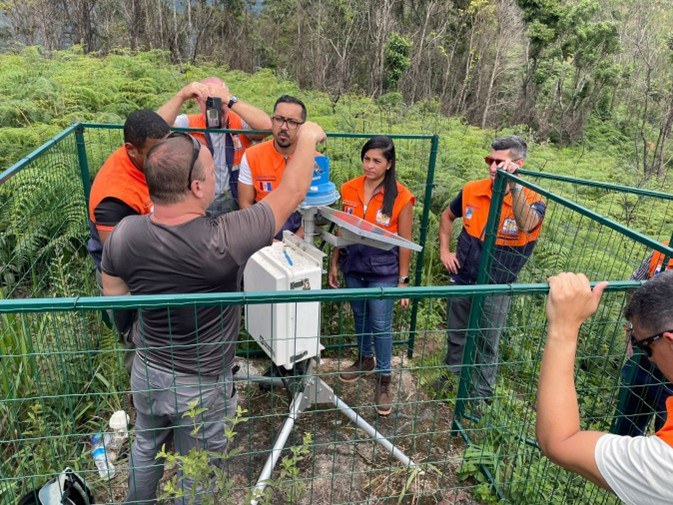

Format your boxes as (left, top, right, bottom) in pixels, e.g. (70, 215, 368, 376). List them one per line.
(231, 101, 272, 132)
(536, 274, 610, 488)
(237, 183, 255, 209)
(537, 330, 581, 454)
(280, 135, 319, 202)
(511, 188, 540, 232)
(157, 94, 187, 125)
(439, 210, 453, 252)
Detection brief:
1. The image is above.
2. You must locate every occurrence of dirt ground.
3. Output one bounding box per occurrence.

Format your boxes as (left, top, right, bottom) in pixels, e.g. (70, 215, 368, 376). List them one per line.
(93, 354, 480, 504)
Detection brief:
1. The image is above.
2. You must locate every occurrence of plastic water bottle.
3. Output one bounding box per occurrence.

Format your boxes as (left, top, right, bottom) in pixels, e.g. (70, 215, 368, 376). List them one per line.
(109, 410, 129, 444)
(91, 433, 116, 479)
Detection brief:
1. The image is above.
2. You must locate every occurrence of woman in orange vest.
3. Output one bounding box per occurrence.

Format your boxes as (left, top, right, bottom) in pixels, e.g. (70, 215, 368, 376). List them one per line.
(328, 136, 415, 416)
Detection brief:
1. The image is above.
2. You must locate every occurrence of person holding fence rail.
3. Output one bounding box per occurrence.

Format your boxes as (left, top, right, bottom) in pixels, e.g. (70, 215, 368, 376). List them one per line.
(435, 135, 545, 406)
(328, 136, 415, 417)
(101, 120, 326, 504)
(538, 271, 673, 504)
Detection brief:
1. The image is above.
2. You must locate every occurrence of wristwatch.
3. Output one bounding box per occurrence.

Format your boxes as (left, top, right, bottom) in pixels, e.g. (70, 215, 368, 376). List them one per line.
(511, 183, 523, 193)
(398, 276, 410, 284)
(227, 96, 239, 109)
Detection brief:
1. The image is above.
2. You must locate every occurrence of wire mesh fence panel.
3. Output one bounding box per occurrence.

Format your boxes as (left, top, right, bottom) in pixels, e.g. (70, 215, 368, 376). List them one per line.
(518, 169, 673, 245)
(0, 127, 94, 300)
(488, 171, 673, 285)
(0, 308, 124, 504)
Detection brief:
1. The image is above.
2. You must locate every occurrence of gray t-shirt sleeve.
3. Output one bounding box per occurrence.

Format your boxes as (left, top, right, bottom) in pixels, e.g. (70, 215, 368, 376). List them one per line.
(219, 201, 275, 265)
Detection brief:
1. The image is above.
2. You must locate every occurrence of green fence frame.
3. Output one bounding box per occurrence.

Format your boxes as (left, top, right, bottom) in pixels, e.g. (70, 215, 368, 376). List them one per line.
(1, 123, 438, 357)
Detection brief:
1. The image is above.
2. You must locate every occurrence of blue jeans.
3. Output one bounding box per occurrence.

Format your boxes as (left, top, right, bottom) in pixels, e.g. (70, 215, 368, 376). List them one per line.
(345, 274, 397, 375)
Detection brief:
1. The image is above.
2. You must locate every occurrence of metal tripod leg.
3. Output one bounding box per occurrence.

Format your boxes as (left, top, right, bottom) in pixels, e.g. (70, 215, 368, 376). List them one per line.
(330, 384, 417, 469)
(250, 362, 418, 504)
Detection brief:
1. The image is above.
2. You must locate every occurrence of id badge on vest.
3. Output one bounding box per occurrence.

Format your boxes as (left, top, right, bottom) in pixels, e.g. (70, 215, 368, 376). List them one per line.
(375, 209, 391, 227)
(232, 134, 243, 151)
(501, 217, 519, 235)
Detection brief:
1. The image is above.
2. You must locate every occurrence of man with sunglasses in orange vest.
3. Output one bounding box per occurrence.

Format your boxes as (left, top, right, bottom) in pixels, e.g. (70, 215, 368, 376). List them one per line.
(538, 271, 673, 504)
(611, 243, 673, 436)
(237, 95, 309, 239)
(436, 135, 546, 406)
(158, 77, 272, 216)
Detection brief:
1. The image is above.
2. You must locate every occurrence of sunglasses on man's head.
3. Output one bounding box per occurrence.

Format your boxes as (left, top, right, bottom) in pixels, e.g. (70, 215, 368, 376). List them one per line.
(625, 321, 670, 357)
(168, 132, 201, 189)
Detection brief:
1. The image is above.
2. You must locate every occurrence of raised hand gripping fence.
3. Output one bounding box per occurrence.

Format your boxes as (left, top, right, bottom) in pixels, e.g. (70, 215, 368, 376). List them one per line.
(1, 124, 671, 504)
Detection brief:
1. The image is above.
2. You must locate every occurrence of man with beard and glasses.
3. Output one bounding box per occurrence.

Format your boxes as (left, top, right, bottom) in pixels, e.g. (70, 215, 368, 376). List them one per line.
(237, 95, 312, 239)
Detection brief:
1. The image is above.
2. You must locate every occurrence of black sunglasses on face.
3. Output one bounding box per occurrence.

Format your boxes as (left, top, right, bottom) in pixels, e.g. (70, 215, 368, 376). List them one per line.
(484, 156, 521, 167)
(484, 156, 508, 166)
(626, 321, 669, 357)
(168, 132, 201, 189)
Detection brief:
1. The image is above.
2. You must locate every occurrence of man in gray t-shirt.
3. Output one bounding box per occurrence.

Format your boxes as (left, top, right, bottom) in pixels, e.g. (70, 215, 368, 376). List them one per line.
(102, 122, 326, 504)
(102, 204, 274, 376)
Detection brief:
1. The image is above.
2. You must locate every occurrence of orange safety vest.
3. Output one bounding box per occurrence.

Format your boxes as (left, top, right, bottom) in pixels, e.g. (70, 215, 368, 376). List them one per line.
(88, 146, 152, 232)
(655, 396, 673, 448)
(242, 140, 285, 202)
(244, 140, 322, 202)
(648, 241, 673, 278)
(340, 176, 415, 234)
(462, 179, 543, 246)
(186, 112, 251, 167)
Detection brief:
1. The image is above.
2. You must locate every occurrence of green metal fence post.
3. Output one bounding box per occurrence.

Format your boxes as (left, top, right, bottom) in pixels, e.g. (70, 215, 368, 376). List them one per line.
(452, 172, 507, 426)
(450, 171, 508, 500)
(74, 123, 92, 209)
(408, 134, 439, 358)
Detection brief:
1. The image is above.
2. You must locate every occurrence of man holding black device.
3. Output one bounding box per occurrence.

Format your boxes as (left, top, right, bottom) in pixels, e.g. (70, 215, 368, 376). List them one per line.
(158, 77, 272, 216)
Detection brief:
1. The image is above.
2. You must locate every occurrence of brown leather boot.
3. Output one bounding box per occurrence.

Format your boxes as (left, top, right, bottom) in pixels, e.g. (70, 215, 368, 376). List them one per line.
(339, 355, 375, 382)
(375, 374, 392, 416)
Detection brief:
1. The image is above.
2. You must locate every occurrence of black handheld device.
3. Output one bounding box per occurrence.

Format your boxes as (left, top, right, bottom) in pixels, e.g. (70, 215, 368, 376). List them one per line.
(205, 96, 222, 128)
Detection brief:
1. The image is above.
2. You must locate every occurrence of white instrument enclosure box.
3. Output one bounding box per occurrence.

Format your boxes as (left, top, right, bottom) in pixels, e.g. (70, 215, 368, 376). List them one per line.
(244, 233, 325, 368)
